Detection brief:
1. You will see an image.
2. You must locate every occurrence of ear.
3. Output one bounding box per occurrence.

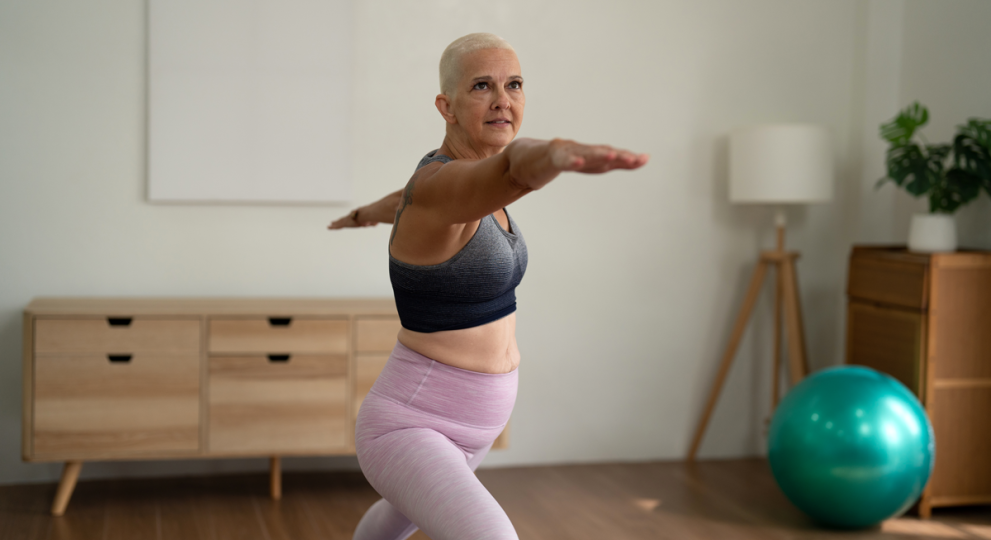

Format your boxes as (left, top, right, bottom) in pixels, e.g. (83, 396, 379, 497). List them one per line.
(435, 94, 458, 125)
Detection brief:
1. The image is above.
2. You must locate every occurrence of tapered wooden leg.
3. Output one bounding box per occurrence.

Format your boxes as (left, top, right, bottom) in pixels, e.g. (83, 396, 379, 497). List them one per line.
(780, 258, 808, 385)
(688, 261, 769, 461)
(51, 461, 82, 516)
(790, 259, 810, 377)
(771, 264, 783, 410)
(772, 225, 786, 410)
(918, 492, 933, 519)
(270, 456, 281, 500)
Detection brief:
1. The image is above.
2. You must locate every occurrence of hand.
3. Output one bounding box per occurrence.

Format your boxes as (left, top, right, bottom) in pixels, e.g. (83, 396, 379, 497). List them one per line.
(327, 209, 377, 230)
(549, 139, 650, 174)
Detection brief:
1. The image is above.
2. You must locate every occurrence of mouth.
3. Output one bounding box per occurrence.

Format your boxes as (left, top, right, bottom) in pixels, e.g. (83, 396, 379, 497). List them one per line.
(486, 119, 512, 127)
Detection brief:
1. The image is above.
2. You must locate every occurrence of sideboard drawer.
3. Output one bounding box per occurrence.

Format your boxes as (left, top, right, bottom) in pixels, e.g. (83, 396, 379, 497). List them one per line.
(209, 318, 348, 354)
(35, 318, 200, 354)
(847, 252, 929, 310)
(208, 354, 348, 454)
(33, 353, 200, 457)
(846, 301, 926, 397)
(355, 318, 401, 352)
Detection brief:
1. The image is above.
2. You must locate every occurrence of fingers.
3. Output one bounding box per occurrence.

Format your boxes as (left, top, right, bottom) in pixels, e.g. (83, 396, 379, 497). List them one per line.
(607, 151, 649, 171)
(327, 215, 360, 229)
(555, 141, 649, 174)
(589, 148, 648, 172)
(328, 216, 380, 229)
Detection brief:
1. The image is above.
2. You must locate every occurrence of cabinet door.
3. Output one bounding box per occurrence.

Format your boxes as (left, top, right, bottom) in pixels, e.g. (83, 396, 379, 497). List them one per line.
(930, 261, 991, 380)
(34, 352, 200, 458)
(32, 317, 201, 459)
(928, 386, 991, 504)
(209, 354, 348, 454)
(846, 301, 926, 398)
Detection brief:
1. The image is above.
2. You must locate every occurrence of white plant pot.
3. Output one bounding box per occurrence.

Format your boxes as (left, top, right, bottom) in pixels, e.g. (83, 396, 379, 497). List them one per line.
(908, 213, 957, 253)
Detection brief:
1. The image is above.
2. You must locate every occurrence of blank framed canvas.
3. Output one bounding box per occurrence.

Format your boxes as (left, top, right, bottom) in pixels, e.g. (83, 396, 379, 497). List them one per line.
(148, 0, 352, 203)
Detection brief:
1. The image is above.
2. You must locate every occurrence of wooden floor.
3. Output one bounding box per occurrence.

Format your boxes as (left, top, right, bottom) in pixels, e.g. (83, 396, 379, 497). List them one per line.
(3, 458, 990, 540)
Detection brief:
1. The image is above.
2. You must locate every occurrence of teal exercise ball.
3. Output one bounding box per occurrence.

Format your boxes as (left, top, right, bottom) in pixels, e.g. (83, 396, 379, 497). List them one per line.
(767, 366, 934, 529)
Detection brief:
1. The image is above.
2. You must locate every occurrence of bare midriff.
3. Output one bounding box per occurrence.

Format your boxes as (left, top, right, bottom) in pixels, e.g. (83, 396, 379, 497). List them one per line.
(397, 313, 520, 374)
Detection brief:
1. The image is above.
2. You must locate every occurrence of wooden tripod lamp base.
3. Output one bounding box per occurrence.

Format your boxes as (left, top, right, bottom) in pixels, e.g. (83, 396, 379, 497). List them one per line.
(692, 122, 834, 461)
(687, 221, 811, 462)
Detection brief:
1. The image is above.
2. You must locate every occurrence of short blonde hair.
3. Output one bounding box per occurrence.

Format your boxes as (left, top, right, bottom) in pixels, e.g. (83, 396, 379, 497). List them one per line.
(439, 33, 515, 96)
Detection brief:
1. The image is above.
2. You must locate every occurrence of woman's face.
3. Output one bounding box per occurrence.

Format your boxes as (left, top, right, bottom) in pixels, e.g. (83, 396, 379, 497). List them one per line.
(448, 48, 525, 151)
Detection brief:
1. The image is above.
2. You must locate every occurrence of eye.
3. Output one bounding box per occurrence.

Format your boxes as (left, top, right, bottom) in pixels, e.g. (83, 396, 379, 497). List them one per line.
(508, 81, 522, 90)
(473, 82, 489, 90)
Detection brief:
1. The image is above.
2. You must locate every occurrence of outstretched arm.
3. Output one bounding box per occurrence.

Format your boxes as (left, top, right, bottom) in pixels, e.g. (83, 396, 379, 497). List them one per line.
(327, 189, 403, 230)
(410, 138, 649, 225)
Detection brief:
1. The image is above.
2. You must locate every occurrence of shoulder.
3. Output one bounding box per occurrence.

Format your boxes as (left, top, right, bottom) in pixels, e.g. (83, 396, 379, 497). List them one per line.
(416, 150, 454, 171)
(406, 159, 445, 191)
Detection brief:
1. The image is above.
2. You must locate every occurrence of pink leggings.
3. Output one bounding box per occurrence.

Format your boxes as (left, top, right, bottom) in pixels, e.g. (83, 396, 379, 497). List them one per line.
(353, 341, 519, 540)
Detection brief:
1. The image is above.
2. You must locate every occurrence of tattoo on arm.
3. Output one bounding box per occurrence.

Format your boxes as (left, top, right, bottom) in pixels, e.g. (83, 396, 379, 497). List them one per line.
(389, 177, 417, 247)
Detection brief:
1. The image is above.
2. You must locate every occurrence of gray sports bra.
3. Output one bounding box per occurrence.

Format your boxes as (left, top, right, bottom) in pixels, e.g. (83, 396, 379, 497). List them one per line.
(388, 150, 528, 333)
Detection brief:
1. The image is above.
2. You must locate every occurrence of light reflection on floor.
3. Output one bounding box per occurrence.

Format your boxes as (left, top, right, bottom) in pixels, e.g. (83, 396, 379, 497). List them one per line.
(632, 498, 662, 512)
(880, 517, 977, 538)
(959, 524, 991, 539)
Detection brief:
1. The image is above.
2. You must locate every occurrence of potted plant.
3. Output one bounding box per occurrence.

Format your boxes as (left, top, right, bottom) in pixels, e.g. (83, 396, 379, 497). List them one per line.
(878, 102, 991, 252)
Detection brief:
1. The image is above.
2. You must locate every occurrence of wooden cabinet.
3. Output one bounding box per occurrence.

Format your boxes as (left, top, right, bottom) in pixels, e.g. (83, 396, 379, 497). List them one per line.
(205, 317, 351, 455)
(32, 317, 202, 459)
(22, 298, 508, 515)
(207, 353, 349, 454)
(845, 246, 991, 517)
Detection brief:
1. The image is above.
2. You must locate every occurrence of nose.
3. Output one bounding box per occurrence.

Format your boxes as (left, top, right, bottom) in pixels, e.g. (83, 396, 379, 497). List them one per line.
(492, 87, 511, 111)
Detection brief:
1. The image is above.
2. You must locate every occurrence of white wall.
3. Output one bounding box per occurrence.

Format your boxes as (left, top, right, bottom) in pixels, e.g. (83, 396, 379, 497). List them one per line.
(852, 0, 991, 250)
(897, 0, 991, 249)
(1, 0, 987, 486)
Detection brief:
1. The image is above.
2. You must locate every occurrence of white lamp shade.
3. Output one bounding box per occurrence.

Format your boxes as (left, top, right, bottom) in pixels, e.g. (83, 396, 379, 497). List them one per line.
(729, 124, 833, 204)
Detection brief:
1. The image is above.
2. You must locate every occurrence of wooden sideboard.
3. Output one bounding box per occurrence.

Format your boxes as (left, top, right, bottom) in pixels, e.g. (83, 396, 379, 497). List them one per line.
(22, 297, 508, 515)
(845, 246, 991, 518)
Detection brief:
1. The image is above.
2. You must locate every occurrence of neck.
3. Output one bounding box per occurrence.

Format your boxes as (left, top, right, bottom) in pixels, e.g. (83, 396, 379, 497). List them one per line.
(437, 126, 504, 161)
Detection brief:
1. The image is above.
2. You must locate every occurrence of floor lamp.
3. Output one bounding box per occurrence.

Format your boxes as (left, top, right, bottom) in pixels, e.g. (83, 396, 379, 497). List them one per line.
(687, 124, 834, 462)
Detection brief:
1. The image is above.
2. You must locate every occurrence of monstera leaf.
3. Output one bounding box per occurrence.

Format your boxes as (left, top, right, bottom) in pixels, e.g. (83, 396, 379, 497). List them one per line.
(953, 119, 991, 196)
(932, 169, 983, 213)
(926, 143, 952, 166)
(880, 102, 929, 145)
(881, 143, 946, 196)
(878, 105, 989, 213)
(959, 118, 991, 149)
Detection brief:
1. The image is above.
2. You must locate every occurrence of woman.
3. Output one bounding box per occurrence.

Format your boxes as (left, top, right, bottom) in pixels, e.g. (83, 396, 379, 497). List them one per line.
(329, 33, 648, 540)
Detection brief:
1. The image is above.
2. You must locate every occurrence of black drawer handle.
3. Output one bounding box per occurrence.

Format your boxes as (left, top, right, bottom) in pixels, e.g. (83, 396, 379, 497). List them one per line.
(107, 317, 133, 327)
(108, 354, 132, 363)
(268, 354, 290, 363)
(268, 317, 292, 327)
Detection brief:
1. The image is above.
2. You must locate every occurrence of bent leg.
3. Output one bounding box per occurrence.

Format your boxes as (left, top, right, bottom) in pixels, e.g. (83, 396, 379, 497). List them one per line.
(353, 440, 496, 540)
(358, 429, 515, 540)
(353, 498, 420, 540)
(466, 440, 496, 472)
